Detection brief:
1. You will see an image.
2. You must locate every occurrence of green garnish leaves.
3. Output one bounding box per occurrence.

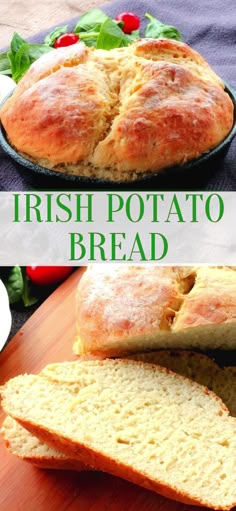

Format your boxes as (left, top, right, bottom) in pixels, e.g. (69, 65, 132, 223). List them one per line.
(74, 8, 108, 33)
(44, 26, 68, 46)
(145, 13, 183, 41)
(96, 18, 138, 49)
(0, 10, 183, 82)
(0, 266, 39, 307)
(0, 52, 12, 75)
(3, 266, 24, 305)
(6, 32, 53, 82)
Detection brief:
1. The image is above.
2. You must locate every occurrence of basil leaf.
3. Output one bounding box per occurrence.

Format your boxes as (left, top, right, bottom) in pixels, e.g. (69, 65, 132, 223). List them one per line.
(9, 43, 53, 82)
(13, 43, 31, 82)
(145, 13, 183, 41)
(22, 274, 39, 307)
(44, 25, 68, 46)
(0, 52, 11, 75)
(27, 44, 53, 61)
(125, 29, 140, 43)
(10, 32, 27, 54)
(74, 8, 108, 33)
(78, 23, 101, 47)
(3, 266, 24, 305)
(96, 18, 131, 50)
(7, 51, 17, 80)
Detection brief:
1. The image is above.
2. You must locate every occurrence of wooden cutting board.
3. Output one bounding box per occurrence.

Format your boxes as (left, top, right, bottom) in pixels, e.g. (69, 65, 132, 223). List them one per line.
(0, 268, 233, 511)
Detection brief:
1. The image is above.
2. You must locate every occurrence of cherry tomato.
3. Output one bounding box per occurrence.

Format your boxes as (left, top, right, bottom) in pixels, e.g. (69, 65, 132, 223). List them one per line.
(115, 12, 140, 34)
(26, 266, 73, 286)
(54, 33, 79, 49)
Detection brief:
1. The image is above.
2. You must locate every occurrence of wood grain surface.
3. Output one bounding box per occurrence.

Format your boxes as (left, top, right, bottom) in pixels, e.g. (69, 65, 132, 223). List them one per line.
(1, 267, 233, 511)
(0, 0, 110, 48)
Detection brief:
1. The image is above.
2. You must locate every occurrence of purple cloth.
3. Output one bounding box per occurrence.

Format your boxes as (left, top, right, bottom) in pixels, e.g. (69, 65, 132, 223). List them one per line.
(0, 0, 235, 191)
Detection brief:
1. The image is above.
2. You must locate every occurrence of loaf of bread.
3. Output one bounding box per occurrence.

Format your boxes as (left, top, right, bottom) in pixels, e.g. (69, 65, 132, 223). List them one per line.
(1, 38, 233, 182)
(1, 351, 235, 471)
(1, 358, 236, 509)
(74, 265, 236, 357)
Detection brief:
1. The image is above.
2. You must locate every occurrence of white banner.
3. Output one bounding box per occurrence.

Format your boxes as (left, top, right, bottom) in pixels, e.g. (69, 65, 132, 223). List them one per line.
(0, 191, 235, 264)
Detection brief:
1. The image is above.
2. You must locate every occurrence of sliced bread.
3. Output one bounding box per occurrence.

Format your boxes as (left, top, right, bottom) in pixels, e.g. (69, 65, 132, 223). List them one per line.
(1, 415, 90, 471)
(2, 351, 235, 471)
(73, 265, 236, 357)
(1, 358, 236, 509)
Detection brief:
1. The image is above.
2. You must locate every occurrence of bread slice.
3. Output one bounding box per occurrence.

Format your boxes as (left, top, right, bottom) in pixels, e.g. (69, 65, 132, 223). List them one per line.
(1, 358, 236, 509)
(73, 265, 236, 357)
(2, 351, 235, 472)
(0, 415, 90, 471)
(132, 350, 236, 417)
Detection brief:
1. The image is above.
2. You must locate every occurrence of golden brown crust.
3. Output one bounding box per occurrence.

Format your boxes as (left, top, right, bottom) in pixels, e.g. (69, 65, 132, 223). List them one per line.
(173, 266, 236, 330)
(16, 418, 216, 508)
(1, 39, 234, 182)
(74, 265, 188, 356)
(73, 266, 236, 357)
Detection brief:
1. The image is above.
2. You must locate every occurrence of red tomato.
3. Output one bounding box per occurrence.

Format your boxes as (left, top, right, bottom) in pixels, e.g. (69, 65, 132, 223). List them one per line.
(26, 266, 73, 286)
(54, 33, 79, 48)
(115, 12, 140, 34)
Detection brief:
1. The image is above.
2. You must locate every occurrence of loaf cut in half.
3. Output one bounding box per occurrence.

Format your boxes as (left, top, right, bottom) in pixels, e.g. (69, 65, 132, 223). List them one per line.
(1, 358, 236, 509)
(1, 38, 234, 182)
(1, 350, 235, 472)
(74, 265, 236, 357)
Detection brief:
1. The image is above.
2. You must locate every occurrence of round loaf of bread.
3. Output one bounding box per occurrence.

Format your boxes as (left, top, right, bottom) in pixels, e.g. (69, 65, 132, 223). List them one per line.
(73, 265, 236, 357)
(1, 39, 234, 182)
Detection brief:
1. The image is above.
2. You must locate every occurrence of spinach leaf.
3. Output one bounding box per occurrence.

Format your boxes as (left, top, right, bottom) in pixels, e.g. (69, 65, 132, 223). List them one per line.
(44, 26, 68, 46)
(126, 29, 140, 43)
(27, 44, 53, 61)
(0, 266, 39, 307)
(21, 271, 39, 307)
(145, 13, 183, 41)
(96, 18, 134, 50)
(78, 24, 101, 47)
(3, 266, 24, 305)
(74, 8, 108, 33)
(8, 41, 53, 82)
(10, 32, 27, 54)
(0, 52, 11, 75)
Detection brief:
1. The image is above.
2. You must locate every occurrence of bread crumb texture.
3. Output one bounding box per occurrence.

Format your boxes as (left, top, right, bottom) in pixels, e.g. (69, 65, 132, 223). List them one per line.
(0, 39, 234, 181)
(1, 350, 235, 475)
(74, 266, 236, 356)
(1, 358, 236, 509)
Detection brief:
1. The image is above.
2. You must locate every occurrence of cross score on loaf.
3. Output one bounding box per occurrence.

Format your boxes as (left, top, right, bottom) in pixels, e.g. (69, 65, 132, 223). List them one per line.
(0, 38, 234, 182)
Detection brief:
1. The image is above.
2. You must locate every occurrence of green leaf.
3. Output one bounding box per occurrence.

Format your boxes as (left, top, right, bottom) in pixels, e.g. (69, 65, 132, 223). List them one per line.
(27, 44, 53, 62)
(22, 274, 39, 307)
(44, 26, 68, 46)
(78, 24, 101, 47)
(125, 29, 140, 43)
(0, 52, 11, 75)
(13, 43, 31, 82)
(9, 43, 53, 82)
(96, 18, 131, 50)
(10, 32, 27, 54)
(145, 13, 183, 41)
(74, 8, 108, 33)
(3, 266, 24, 305)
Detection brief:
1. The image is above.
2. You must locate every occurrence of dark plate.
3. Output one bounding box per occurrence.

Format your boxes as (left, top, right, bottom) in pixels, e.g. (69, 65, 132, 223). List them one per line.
(0, 83, 236, 189)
